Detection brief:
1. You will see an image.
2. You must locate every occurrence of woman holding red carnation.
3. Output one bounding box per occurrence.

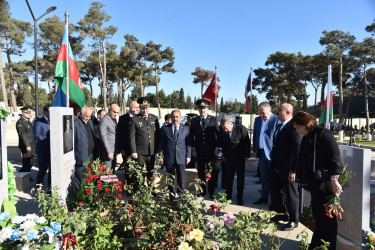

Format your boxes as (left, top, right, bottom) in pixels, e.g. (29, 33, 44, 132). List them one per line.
(291, 111, 343, 250)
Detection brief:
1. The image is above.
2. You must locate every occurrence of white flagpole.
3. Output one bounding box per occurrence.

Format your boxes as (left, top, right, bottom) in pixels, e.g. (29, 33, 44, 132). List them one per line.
(325, 64, 332, 130)
(65, 9, 69, 107)
(215, 66, 217, 116)
(249, 67, 253, 145)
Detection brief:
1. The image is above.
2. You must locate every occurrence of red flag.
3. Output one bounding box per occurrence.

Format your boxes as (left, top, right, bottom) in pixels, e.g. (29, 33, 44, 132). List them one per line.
(202, 74, 219, 104)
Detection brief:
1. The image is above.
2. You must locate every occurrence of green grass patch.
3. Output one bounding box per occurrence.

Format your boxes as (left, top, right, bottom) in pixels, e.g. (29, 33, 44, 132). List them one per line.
(343, 139, 375, 147)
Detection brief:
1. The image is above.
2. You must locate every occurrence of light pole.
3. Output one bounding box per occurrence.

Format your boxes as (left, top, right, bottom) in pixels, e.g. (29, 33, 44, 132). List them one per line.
(25, 0, 56, 117)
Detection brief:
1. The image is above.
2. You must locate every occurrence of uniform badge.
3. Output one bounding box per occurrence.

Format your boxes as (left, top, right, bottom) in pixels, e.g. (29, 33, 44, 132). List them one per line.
(138, 121, 142, 127)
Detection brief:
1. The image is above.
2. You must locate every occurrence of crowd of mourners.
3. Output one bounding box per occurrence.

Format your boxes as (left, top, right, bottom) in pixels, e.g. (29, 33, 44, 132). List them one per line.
(15, 97, 343, 250)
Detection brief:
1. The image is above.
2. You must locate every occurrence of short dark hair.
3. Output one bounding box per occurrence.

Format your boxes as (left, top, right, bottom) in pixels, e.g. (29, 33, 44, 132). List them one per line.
(291, 111, 317, 130)
(97, 109, 105, 117)
(43, 105, 51, 112)
(164, 114, 172, 121)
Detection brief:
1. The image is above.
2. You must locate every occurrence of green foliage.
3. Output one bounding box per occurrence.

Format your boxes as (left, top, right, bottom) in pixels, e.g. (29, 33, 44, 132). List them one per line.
(296, 230, 310, 250)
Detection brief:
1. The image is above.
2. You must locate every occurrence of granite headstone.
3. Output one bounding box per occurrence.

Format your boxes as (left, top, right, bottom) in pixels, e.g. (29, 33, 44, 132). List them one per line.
(50, 107, 75, 202)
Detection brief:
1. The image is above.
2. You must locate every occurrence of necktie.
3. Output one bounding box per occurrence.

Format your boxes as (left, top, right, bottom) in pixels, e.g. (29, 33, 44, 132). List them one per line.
(174, 125, 179, 141)
(202, 118, 206, 127)
(274, 123, 283, 141)
(227, 132, 231, 140)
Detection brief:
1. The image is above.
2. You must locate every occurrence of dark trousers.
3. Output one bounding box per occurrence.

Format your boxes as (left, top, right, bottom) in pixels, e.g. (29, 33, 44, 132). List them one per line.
(196, 154, 214, 195)
(104, 154, 117, 172)
(224, 160, 245, 200)
(73, 154, 94, 190)
(35, 152, 51, 188)
(309, 183, 337, 250)
(269, 171, 299, 222)
(166, 163, 185, 195)
(137, 154, 155, 179)
(207, 159, 221, 196)
(258, 149, 271, 199)
(19, 148, 37, 172)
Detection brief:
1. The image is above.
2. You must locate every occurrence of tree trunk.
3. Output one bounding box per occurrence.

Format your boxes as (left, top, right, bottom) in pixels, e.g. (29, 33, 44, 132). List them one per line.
(338, 56, 344, 123)
(345, 93, 353, 125)
(121, 79, 126, 111)
(320, 81, 326, 111)
(0, 42, 9, 110)
(312, 84, 318, 116)
(89, 79, 97, 114)
(116, 76, 122, 114)
(138, 60, 144, 97)
(364, 64, 370, 132)
(155, 66, 162, 119)
(5, 38, 18, 112)
(101, 38, 108, 111)
(201, 82, 204, 98)
(303, 82, 308, 110)
(297, 80, 301, 111)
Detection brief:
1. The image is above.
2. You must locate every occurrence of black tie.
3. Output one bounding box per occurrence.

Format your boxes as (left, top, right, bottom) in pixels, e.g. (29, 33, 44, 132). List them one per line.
(174, 125, 179, 141)
(202, 117, 206, 127)
(274, 123, 283, 141)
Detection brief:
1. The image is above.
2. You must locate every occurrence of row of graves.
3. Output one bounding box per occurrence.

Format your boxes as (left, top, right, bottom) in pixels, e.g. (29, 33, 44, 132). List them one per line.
(0, 107, 373, 249)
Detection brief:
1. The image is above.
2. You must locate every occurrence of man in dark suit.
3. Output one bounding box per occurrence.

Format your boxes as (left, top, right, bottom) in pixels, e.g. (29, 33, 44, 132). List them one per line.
(74, 107, 98, 189)
(117, 100, 139, 188)
(269, 103, 302, 231)
(158, 110, 191, 195)
(99, 103, 121, 170)
(190, 99, 218, 197)
(16, 106, 36, 175)
(129, 97, 160, 179)
(252, 102, 278, 204)
(216, 116, 250, 205)
(34, 105, 51, 189)
(185, 113, 197, 169)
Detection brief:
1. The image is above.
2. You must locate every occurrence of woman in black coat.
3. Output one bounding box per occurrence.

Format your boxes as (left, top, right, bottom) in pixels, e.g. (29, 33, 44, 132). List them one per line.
(290, 111, 343, 250)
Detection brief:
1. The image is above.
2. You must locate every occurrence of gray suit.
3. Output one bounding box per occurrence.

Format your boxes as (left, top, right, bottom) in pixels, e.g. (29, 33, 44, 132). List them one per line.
(99, 114, 117, 170)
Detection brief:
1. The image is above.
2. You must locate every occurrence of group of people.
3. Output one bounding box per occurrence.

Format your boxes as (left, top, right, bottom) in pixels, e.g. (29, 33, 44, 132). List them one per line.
(252, 102, 342, 249)
(16, 97, 343, 249)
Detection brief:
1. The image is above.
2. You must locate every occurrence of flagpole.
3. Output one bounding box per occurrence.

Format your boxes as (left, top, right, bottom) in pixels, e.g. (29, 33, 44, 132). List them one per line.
(249, 67, 253, 147)
(65, 9, 69, 107)
(326, 65, 331, 130)
(215, 66, 217, 117)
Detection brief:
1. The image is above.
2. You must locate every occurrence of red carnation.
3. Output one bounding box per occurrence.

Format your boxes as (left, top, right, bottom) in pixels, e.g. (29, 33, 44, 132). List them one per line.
(98, 168, 102, 172)
(93, 175, 98, 179)
(85, 178, 91, 183)
(117, 194, 122, 199)
(88, 174, 93, 179)
(87, 167, 92, 172)
(105, 188, 110, 193)
(103, 167, 107, 171)
(100, 173, 105, 176)
(99, 163, 104, 168)
(117, 181, 122, 185)
(206, 173, 211, 181)
(85, 189, 92, 195)
(97, 185, 102, 190)
(119, 186, 123, 192)
(77, 201, 83, 206)
(113, 184, 118, 189)
(97, 180, 102, 184)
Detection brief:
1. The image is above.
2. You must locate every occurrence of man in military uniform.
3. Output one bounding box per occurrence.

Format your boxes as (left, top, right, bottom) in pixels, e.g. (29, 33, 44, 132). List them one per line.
(129, 97, 160, 180)
(185, 113, 198, 169)
(190, 99, 219, 197)
(16, 106, 37, 175)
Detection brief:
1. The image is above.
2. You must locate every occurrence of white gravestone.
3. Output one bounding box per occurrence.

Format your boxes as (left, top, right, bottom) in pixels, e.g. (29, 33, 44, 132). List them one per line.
(50, 107, 75, 202)
(0, 118, 8, 206)
(337, 145, 371, 249)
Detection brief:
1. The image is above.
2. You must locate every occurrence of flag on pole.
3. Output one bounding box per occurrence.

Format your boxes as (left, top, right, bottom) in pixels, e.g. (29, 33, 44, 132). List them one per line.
(202, 73, 219, 104)
(245, 72, 252, 113)
(52, 27, 85, 108)
(319, 65, 333, 127)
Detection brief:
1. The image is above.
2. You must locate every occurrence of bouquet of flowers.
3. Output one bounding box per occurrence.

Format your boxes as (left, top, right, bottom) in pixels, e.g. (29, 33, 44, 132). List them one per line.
(0, 199, 62, 249)
(323, 164, 355, 220)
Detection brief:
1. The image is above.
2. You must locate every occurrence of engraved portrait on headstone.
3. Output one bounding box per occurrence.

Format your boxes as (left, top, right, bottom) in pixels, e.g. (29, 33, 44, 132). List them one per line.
(63, 115, 73, 154)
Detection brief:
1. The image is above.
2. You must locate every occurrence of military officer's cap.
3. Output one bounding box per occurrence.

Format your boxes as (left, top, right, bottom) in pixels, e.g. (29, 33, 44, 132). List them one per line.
(20, 105, 32, 114)
(195, 99, 211, 108)
(137, 97, 151, 108)
(186, 113, 198, 119)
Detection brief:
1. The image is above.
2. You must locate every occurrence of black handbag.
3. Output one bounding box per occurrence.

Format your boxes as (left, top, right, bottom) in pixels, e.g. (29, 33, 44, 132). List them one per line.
(312, 134, 330, 182)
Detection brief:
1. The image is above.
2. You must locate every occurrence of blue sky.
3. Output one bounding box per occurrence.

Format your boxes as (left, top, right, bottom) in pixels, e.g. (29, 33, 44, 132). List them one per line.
(6, 0, 375, 106)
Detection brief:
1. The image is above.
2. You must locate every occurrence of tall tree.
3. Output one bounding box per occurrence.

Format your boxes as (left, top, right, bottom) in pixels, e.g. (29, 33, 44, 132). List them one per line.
(146, 41, 176, 118)
(78, 1, 117, 111)
(0, 0, 12, 109)
(319, 30, 356, 122)
(349, 37, 375, 132)
(186, 95, 194, 109)
(178, 88, 185, 109)
(191, 67, 215, 97)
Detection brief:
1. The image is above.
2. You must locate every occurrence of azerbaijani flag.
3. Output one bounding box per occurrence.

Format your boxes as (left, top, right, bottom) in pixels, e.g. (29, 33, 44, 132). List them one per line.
(52, 26, 85, 108)
(245, 72, 251, 113)
(319, 91, 333, 125)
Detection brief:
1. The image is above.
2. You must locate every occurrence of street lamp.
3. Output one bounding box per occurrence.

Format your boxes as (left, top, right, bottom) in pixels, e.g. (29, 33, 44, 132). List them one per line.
(25, 0, 57, 117)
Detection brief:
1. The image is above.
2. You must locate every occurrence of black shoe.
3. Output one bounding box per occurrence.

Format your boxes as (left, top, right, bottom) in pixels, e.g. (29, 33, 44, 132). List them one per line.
(253, 197, 268, 205)
(253, 174, 259, 177)
(281, 221, 298, 231)
(237, 198, 244, 205)
(209, 193, 214, 199)
(270, 214, 289, 223)
(255, 180, 262, 184)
